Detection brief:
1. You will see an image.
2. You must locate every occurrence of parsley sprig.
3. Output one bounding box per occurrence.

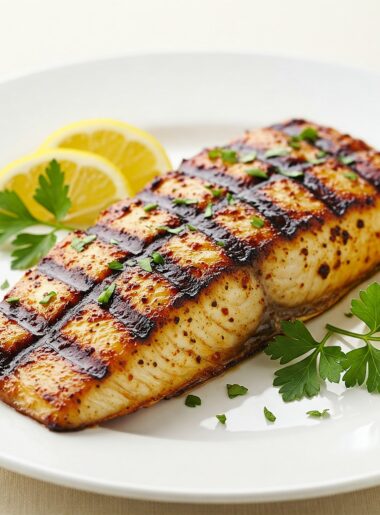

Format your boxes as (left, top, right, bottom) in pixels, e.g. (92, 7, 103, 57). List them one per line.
(0, 159, 76, 269)
(266, 282, 380, 400)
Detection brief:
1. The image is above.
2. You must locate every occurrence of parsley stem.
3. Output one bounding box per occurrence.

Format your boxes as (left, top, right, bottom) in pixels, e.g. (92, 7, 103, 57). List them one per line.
(325, 324, 368, 341)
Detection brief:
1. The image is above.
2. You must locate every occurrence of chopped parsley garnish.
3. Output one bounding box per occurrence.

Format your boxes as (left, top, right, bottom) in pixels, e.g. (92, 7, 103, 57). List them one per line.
(6, 297, 20, 304)
(71, 234, 97, 252)
(226, 192, 234, 205)
(216, 414, 227, 424)
(307, 409, 330, 418)
(172, 198, 199, 206)
(216, 240, 225, 247)
(246, 168, 268, 179)
(339, 154, 356, 165)
(152, 251, 165, 265)
(316, 150, 327, 158)
(264, 148, 289, 159)
(187, 224, 198, 232)
(344, 171, 358, 181)
(137, 257, 153, 272)
(289, 139, 301, 150)
(110, 238, 120, 245)
(205, 185, 223, 198)
(240, 151, 257, 163)
(227, 383, 248, 399)
(143, 203, 158, 212)
(97, 283, 116, 305)
(185, 394, 201, 407)
(298, 127, 319, 143)
(220, 149, 238, 164)
(278, 168, 304, 178)
(251, 216, 265, 229)
(39, 291, 57, 305)
(108, 260, 124, 271)
(204, 203, 213, 219)
(208, 148, 238, 164)
(1, 280, 9, 290)
(157, 225, 183, 235)
(263, 406, 276, 423)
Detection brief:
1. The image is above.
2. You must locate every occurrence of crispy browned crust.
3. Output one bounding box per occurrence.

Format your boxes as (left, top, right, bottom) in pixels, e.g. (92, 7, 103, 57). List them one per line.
(1, 119, 380, 431)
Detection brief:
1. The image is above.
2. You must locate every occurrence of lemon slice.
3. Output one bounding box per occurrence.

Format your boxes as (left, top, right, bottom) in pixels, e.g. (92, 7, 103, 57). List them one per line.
(0, 149, 127, 227)
(40, 119, 171, 195)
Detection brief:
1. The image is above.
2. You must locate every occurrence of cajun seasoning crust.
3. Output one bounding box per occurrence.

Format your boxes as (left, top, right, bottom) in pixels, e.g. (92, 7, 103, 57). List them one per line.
(0, 119, 380, 431)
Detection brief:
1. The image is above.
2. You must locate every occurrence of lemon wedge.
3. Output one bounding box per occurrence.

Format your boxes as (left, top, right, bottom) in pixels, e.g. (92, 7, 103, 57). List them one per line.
(40, 119, 171, 195)
(0, 149, 127, 227)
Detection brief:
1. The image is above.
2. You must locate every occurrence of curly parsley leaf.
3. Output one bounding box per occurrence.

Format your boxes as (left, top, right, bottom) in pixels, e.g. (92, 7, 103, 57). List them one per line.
(33, 160, 71, 221)
(11, 232, 57, 270)
(0, 190, 38, 243)
(265, 321, 345, 401)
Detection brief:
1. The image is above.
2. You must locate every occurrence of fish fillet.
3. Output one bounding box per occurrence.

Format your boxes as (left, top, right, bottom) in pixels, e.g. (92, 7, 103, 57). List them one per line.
(0, 119, 379, 431)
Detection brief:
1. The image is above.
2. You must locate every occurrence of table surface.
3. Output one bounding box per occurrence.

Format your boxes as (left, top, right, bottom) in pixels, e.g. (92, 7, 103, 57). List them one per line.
(0, 0, 379, 513)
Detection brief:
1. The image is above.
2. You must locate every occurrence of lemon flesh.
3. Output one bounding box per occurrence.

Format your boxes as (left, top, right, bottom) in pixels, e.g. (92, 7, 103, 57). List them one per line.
(0, 149, 127, 227)
(41, 119, 172, 195)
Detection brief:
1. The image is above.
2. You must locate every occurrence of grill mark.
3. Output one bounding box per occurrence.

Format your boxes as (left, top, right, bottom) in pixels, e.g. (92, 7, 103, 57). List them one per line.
(49, 335, 108, 380)
(38, 259, 93, 292)
(88, 224, 147, 255)
(303, 170, 375, 216)
(108, 294, 155, 339)
(180, 159, 247, 193)
(0, 301, 48, 336)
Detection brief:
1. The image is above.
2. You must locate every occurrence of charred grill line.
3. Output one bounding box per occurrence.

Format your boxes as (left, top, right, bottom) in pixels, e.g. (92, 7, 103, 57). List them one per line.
(0, 301, 48, 336)
(38, 259, 94, 292)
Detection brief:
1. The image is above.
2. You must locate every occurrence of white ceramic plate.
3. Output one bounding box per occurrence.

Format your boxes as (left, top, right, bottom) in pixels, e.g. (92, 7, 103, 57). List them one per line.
(0, 54, 379, 503)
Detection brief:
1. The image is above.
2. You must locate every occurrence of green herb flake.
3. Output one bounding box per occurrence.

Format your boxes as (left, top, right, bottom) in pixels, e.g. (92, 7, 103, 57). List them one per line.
(344, 171, 358, 181)
(1, 280, 9, 290)
(226, 192, 234, 205)
(185, 394, 201, 408)
(208, 148, 222, 160)
(143, 203, 158, 212)
(227, 383, 248, 399)
(240, 151, 257, 163)
(339, 154, 356, 166)
(97, 283, 116, 305)
(299, 127, 319, 143)
(278, 168, 304, 178)
(216, 240, 225, 247)
(246, 168, 268, 179)
(110, 238, 120, 245)
(207, 187, 223, 198)
(204, 203, 213, 219)
(172, 198, 199, 206)
(157, 225, 183, 235)
(307, 409, 330, 418)
(220, 149, 238, 164)
(187, 224, 198, 232)
(152, 252, 165, 265)
(251, 216, 265, 229)
(71, 234, 97, 252)
(39, 291, 57, 305)
(316, 150, 327, 158)
(6, 297, 20, 304)
(108, 260, 124, 271)
(216, 414, 227, 424)
(264, 148, 289, 159)
(138, 257, 153, 272)
(289, 139, 301, 150)
(264, 406, 276, 423)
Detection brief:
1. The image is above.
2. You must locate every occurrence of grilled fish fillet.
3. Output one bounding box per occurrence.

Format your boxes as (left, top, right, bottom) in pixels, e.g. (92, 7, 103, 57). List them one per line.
(0, 119, 380, 431)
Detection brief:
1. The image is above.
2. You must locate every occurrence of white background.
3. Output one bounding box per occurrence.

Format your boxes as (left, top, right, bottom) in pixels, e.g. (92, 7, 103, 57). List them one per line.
(0, 0, 379, 80)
